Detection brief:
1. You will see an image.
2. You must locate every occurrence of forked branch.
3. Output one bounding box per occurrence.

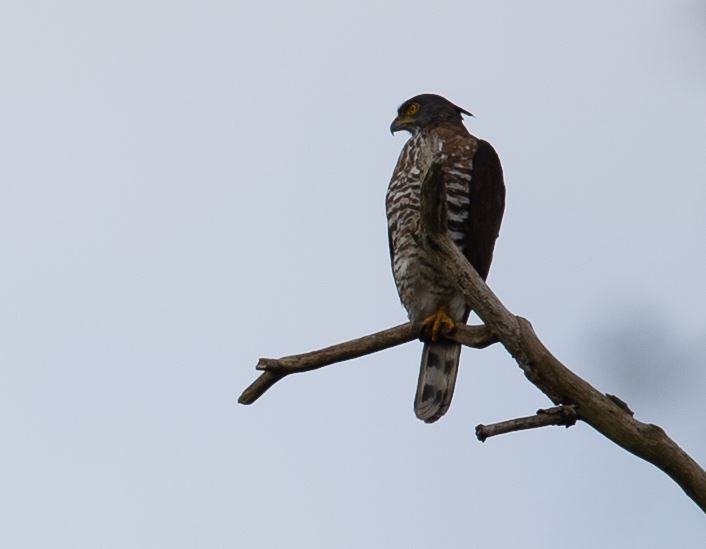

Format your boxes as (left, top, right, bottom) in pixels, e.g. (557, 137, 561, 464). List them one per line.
(238, 157, 706, 513)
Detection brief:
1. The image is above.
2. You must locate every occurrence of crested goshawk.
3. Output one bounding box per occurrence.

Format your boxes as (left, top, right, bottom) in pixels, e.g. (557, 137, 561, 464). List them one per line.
(386, 93, 505, 423)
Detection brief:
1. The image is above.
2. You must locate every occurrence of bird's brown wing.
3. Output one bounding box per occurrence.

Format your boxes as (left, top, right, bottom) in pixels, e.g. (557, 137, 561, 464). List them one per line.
(463, 139, 506, 281)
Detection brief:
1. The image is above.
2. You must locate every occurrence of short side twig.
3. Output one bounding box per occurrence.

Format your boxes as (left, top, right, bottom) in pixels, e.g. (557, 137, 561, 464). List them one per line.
(475, 405, 578, 442)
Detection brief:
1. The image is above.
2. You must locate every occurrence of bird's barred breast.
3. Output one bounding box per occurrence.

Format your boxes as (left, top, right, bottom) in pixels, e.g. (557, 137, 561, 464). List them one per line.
(386, 130, 475, 322)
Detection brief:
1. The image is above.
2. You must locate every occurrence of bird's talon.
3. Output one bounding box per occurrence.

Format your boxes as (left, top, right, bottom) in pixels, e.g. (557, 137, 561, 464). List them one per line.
(420, 308, 456, 342)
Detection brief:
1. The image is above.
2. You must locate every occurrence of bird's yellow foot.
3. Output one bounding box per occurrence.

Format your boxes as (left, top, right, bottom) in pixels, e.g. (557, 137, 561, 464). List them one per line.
(420, 308, 456, 342)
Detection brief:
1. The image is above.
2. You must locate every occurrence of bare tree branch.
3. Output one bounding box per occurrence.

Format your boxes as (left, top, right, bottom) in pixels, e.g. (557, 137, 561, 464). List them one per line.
(238, 322, 497, 405)
(238, 156, 706, 513)
(475, 405, 578, 442)
(417, 159, 706, 513)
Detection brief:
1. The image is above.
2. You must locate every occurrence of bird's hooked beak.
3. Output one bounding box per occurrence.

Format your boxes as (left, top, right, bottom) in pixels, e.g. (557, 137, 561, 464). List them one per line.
(390, 115, 414, 135)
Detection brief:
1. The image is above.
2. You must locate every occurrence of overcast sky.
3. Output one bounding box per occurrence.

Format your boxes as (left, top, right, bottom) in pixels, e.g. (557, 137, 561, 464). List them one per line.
(1, 1, 705, 547)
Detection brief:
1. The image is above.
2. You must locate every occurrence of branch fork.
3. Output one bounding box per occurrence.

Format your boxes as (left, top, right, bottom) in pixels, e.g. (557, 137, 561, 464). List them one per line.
(238, 159, 706, 513)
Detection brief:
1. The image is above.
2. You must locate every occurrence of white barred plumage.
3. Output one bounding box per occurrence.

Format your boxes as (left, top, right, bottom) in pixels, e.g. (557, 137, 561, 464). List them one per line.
(387, 94, 505, 423)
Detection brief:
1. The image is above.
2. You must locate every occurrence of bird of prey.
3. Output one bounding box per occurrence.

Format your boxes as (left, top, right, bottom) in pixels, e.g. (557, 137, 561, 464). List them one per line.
(387, 93, 505, 423)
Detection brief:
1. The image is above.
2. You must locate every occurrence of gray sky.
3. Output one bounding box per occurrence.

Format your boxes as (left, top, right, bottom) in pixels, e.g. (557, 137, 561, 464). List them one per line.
(1, 1, 705, 547)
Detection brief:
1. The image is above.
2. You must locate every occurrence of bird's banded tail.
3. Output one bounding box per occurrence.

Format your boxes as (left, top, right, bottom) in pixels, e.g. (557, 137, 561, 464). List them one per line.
(414, 341, 461, 423)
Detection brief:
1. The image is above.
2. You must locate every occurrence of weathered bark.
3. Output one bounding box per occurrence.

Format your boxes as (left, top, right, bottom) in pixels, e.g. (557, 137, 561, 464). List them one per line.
(416, 160, 706, 512)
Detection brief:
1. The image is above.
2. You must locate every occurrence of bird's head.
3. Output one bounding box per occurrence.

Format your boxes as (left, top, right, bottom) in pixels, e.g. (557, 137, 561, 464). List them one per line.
(390, 93, 472, 135)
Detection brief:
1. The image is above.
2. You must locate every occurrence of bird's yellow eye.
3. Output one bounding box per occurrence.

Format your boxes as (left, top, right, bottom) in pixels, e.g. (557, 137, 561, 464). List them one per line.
(405, 103, 420, 116)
